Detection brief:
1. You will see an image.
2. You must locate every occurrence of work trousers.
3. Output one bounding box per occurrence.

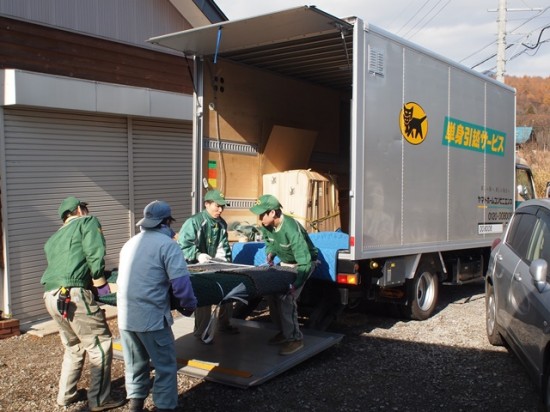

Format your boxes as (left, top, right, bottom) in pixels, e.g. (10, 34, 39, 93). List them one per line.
(119, 326, 178, 410)
(267, 262, 317, 342)
(43, 287, 113, 409)
(193, 302, 233, 338)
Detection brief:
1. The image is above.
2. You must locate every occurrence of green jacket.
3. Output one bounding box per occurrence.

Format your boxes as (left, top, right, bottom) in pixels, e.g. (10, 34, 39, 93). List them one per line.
(41, 215, 106, 292)
(259, 214, 318, 288)
(177, 210, 231, 263)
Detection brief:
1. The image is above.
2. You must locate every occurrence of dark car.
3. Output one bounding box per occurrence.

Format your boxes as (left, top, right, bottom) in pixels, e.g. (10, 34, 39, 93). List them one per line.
(485, 198, 550, 409)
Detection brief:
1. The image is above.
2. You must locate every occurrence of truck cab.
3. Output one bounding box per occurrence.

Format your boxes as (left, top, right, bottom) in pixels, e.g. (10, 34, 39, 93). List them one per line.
(516, 157, 537, 207)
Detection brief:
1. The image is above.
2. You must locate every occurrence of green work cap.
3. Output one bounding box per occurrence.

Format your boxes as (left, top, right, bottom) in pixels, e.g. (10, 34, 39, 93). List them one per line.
(250, 194, 282, 215)
(58, 196, 87, 219)
(204, 189, 228, 206)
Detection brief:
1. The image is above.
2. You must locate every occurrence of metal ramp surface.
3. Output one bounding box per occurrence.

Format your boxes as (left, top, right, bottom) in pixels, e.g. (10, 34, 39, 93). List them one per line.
(113, 317, 343, 388)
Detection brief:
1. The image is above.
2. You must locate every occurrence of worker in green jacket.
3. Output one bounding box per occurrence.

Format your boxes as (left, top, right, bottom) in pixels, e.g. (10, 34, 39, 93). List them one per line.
(41, 196, 124, 412)
(250, 194, 318, 356)
(177, 189, 239, 342)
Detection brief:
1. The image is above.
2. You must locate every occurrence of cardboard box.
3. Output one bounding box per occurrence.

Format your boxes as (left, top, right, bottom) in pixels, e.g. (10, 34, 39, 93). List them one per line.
(263, 169, 341, 233)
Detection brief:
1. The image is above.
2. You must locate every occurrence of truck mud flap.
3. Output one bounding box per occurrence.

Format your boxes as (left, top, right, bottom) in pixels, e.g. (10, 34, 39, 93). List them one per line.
(113, 317, 343, 388)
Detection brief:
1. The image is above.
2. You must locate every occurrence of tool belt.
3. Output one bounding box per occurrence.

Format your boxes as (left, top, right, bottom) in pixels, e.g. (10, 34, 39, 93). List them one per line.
(57, 287, 71, 319)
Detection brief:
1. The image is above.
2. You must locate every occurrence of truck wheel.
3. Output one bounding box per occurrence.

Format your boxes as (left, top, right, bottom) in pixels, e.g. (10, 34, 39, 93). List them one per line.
(485, 282, 504, 346)
(404, 267, 439, 320)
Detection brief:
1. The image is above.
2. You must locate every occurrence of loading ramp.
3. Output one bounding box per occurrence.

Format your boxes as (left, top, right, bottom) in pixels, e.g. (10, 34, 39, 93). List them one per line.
(113, 316, 343, 389)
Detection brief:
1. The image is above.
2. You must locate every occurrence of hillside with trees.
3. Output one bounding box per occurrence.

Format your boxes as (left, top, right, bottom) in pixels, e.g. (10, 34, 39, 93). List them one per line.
(506, 76, 550, 197)
(507, 76, 550, 147)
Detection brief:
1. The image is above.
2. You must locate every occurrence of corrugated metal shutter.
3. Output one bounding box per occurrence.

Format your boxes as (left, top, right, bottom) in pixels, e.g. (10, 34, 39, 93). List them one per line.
(3, 108, 129, 322)
(131, 118, 193, 226)
(2, 109, 194, 323)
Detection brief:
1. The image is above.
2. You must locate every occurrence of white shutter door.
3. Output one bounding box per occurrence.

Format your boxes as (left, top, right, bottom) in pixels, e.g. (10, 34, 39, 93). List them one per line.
(3, 108, 129, 322)
(131, 118, 193, 225)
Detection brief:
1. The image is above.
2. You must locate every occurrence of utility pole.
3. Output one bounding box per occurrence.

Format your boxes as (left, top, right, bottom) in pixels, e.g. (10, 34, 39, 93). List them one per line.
(490, 1, 543, 83)
(496, 0, 507, 82)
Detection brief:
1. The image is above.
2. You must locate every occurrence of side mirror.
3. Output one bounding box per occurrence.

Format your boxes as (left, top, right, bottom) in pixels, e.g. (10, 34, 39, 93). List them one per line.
(530, 259, 548, 293)
(517, 184, 524, 195)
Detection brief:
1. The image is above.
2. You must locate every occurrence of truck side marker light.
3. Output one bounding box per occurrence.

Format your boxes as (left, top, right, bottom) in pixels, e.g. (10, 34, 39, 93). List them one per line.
(369, 261, 379, 270)
(337, 274, 358, 285)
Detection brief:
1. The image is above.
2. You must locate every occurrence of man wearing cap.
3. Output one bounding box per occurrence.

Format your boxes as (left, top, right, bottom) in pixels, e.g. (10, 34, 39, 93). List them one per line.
(117, 200, 197, 412)
(41, 196, 124, 411)
(177, 189, 239, 340)
(250, 194, 318, 356)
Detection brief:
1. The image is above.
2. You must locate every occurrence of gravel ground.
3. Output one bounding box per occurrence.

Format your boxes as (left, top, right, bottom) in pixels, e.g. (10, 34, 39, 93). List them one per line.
(0, 280, 542, 412)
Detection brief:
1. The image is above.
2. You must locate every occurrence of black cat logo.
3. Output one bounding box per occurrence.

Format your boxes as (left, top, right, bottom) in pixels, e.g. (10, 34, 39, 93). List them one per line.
(399, 102, 428, 145)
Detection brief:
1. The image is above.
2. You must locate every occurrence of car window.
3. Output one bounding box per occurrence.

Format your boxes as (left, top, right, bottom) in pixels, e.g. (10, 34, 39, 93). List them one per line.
(525, 218, 548, 263)
(506, 213, 537, 261)
(538, 211, 550, 263)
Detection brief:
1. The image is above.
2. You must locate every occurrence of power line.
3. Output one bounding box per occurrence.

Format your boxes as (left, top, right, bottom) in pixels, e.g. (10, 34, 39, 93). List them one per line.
(468, 5, 549, 74)
(396, 0, 432, 35)
(407, 0, 453, 39)
(470, 24, 549, 70)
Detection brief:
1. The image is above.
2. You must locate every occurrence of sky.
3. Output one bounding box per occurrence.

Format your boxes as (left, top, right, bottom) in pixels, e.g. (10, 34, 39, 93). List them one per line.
(212, 0, 550, 78)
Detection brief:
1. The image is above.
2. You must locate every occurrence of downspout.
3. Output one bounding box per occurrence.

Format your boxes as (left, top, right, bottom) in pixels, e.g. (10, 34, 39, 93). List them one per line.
(0, 106, 11, 316)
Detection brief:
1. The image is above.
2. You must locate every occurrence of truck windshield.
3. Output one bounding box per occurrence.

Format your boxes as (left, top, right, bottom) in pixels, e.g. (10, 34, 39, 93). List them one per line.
(516, 167, 536, 204)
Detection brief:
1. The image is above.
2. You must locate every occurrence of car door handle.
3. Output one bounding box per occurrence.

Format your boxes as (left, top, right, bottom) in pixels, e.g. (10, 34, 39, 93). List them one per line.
(514, 272, 522, 281)
(496, 254, 503, 261)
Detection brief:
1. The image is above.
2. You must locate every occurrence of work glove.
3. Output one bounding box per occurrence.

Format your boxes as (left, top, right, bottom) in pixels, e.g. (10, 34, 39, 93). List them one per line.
(92, 276, 111, 297)
(96, 283, 111, 297)
(198, 253, 212, 263)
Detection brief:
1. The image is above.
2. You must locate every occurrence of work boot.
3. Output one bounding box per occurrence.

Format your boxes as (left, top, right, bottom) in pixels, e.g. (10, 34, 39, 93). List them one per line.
(268, 332, 287, 345)
(128, 398, 145, 412)
(90, 395, 126, 411)
(279, 340, 304, 355)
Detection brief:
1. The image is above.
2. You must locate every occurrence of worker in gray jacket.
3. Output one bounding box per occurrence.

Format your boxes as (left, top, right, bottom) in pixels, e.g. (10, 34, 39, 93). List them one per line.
(117, 200, 197, 412)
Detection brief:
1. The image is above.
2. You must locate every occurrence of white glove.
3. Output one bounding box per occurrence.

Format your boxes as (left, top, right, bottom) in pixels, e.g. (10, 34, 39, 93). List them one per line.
(198, 253, 212, 263)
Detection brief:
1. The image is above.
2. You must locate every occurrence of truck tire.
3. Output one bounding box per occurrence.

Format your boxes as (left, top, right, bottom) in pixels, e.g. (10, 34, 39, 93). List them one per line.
(403, 267, 439, 320)
(485, 281, 504, 346)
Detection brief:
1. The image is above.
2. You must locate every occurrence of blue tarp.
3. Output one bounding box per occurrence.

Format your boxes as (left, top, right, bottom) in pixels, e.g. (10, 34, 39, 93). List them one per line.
(516, 126, 533, 144)
(232, 231, 350, 282)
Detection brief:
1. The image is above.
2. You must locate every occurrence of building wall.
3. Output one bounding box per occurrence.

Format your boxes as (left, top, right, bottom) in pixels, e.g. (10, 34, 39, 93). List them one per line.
(0, 2, 202, 322)
(0, 0, 194, 51)
(0, 15, 194, 94)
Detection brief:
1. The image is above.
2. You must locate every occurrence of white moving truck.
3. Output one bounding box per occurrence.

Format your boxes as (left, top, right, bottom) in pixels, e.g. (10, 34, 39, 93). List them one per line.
(150, 6, 516, 328)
